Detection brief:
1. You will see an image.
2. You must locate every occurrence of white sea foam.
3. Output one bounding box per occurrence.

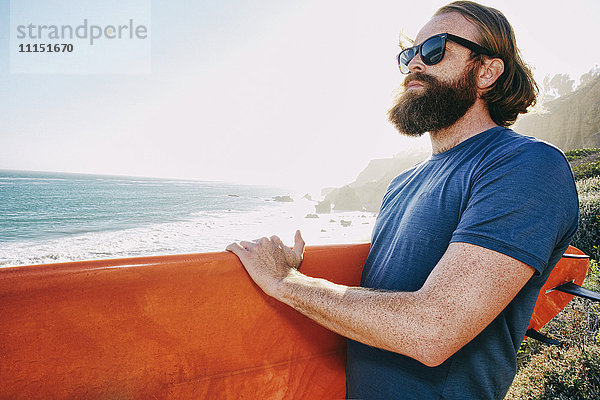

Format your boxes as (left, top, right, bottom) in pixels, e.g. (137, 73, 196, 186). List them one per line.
(0, 198, 375, 268)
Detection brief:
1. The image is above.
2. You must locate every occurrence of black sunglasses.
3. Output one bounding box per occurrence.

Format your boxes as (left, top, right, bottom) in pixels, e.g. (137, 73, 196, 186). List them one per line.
(397, 33, 492, 74)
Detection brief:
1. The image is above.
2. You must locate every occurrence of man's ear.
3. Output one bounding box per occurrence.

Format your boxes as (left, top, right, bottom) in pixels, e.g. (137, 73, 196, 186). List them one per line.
(477, 57, 504, 90)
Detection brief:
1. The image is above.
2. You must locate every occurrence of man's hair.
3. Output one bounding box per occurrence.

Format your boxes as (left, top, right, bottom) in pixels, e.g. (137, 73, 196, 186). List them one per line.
(434, 1, 538, 127)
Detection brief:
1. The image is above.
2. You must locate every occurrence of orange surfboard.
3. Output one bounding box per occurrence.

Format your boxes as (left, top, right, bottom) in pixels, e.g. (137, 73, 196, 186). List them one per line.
(527, 246, 590, 332)
(0, 244, 590, 399)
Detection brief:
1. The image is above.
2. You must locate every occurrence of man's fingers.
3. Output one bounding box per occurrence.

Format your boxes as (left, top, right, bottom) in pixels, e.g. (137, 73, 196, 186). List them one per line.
(226, 242, 248, 257)
(293, 230, 306, 258)
(270, 233, 303, 267)
(270, 235, 294, 265)
(228, 232, 303, 267)
(270, 235, 284, 248)
(240, 240, 256, 249)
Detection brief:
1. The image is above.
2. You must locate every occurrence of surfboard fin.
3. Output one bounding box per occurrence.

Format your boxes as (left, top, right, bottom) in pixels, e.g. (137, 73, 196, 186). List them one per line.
(552, 281, 600, 302)
(525, 329, 563, 347)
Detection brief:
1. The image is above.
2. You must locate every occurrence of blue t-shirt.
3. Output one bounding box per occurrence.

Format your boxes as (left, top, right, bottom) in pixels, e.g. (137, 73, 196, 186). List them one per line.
(346, 126, 579, 399)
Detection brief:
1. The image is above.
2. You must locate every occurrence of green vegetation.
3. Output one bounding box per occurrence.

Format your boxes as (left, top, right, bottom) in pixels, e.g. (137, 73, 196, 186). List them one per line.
(571, 177, 600, 260)
(565, 149, 600, 163)
(505, 149, 600, 399)
(507, 341, 600, 400)
(568, 149, 600, 181)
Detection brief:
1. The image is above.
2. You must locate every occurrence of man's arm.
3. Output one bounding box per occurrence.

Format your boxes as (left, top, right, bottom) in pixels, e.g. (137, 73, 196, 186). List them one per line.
(226, 231, 534, 367)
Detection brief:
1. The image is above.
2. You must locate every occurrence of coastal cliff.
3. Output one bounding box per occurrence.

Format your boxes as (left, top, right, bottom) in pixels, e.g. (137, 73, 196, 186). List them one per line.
(323, 150, 430, 212)
(514, 75, 600, 149)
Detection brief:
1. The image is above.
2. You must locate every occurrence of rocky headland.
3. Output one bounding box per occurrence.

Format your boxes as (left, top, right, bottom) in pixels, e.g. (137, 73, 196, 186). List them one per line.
(321, 149, 430, 212)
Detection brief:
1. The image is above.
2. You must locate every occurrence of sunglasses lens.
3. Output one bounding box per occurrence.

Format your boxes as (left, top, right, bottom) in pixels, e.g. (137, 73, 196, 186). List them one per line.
(398, 48, 415, 74)
(420, 36, 445, 65)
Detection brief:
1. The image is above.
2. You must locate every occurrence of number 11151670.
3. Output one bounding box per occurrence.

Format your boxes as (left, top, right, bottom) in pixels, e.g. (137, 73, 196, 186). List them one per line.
(18, 43, 74, 53)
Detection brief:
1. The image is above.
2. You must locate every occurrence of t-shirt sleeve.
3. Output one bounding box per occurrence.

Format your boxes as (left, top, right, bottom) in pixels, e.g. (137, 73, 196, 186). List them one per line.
(451, 142, 579, 275)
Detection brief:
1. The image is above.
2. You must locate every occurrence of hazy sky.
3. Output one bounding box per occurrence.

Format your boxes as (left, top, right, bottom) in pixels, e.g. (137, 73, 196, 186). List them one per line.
(1, 0, 599, 191)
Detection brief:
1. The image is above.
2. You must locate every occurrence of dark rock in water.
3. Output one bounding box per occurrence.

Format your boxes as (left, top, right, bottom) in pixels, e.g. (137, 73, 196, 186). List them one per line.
(315, 199, 331, 214)
(340, 220, 352, 227)
(329, 219, 336, 223)
(321, 229, 327, 232)
(273, 195, 294, 202)
(228, 194, 240, 197)
(305, 213, 319, 219)
(303, 193, 314, 201)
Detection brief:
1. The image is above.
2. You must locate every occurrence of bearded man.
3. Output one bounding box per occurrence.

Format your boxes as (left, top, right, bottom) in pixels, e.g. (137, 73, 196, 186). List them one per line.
(226, 1, 579, 399)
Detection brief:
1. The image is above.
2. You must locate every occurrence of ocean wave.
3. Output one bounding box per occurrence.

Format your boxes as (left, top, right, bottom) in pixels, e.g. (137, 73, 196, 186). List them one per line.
(0, 208, 375, 268)
(1, 171, 375, 268)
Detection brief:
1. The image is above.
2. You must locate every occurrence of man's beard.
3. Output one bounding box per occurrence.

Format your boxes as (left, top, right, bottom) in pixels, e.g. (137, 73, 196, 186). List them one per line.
(387, 64, 478, 137)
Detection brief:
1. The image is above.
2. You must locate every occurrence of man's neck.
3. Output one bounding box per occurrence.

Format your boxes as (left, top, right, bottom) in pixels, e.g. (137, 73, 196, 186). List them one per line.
(429, 102, 498, 154)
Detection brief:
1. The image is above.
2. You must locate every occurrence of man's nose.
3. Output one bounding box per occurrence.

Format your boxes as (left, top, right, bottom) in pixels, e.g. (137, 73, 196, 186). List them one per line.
(408, 52, 426, 73)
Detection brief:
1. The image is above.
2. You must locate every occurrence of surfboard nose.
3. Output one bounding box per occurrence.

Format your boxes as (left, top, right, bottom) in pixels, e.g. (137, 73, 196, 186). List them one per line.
(526, 246, 599, 345)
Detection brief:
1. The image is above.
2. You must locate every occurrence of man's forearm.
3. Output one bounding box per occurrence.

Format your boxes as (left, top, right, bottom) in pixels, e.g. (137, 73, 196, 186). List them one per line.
(277, 270, 438, 366)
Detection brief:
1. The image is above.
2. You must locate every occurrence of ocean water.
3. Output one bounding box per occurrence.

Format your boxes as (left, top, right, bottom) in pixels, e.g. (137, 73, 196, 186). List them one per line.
(0, 170, 375, 267)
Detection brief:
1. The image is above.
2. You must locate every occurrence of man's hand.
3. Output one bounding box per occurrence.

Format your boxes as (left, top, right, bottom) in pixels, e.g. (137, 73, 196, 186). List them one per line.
(226, 230, 306, 297)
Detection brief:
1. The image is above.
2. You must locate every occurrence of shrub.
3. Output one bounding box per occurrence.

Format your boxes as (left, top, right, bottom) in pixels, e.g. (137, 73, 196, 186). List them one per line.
(506, 345, 600, 400)
(576, 176, 600, 195)
(585, 259, 600, 292)
(566, 148, 600, 180)
(507, 298, 600, 399)
(565, 148, 600, 162)
(570, 182, 600, 259)
(573, 161, 600, 181)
